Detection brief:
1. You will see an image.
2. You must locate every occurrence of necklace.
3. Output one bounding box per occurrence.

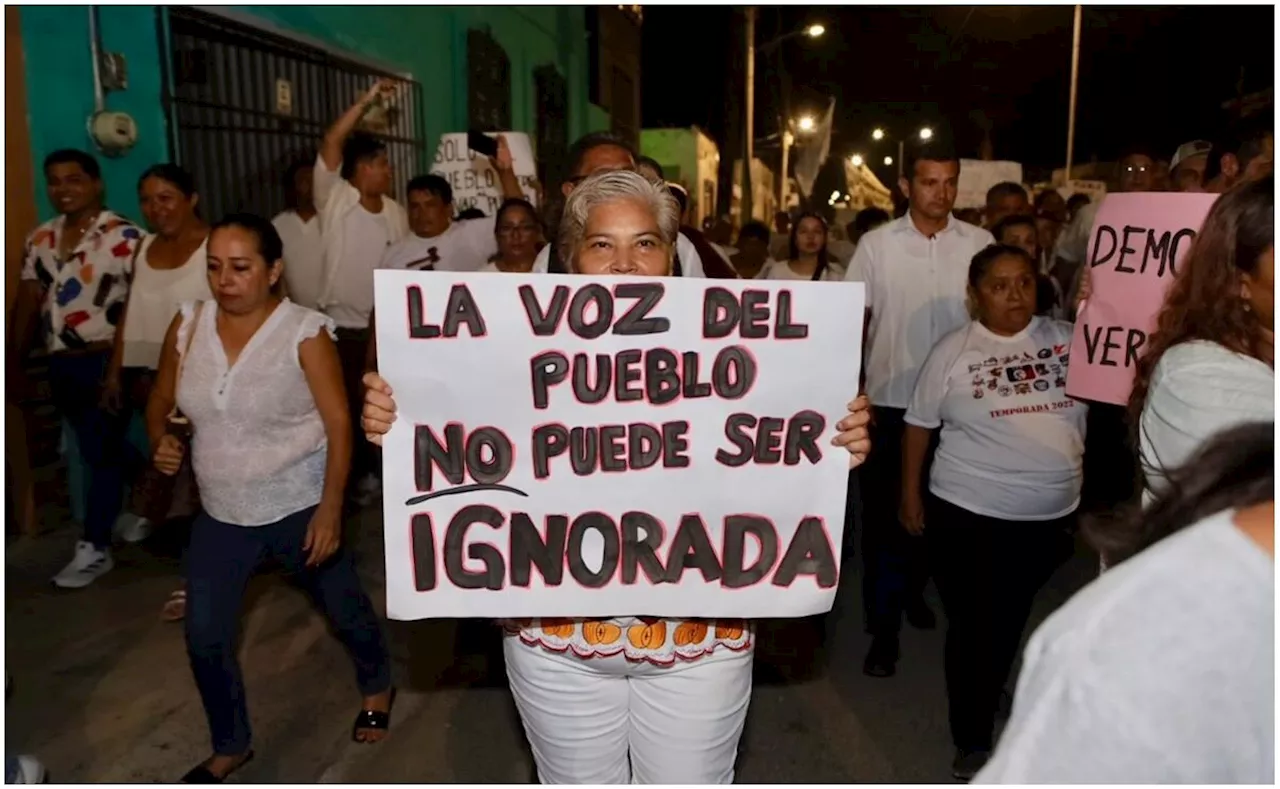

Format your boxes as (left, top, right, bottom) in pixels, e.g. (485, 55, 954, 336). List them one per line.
(58, 213, 99, 259)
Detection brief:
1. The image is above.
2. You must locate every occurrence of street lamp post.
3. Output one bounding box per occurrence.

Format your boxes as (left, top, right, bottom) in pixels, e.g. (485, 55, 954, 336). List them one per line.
(778, 114, 816, 212)
(1065, 4, 1082, 183)
(743, 7, 756, 227)
(752, 14, 825, 220)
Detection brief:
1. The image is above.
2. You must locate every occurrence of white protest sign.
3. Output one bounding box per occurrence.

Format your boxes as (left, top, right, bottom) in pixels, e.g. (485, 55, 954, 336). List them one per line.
(431, 132, 539, 216)
(1057, 179, 1107, 205)
(374, 271, 864, 620)
(956, 159, 1025, 209)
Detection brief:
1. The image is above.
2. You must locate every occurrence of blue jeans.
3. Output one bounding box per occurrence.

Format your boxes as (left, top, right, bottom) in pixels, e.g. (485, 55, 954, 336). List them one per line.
(47, 351, 130, 549)
(184, 506, 391, 755)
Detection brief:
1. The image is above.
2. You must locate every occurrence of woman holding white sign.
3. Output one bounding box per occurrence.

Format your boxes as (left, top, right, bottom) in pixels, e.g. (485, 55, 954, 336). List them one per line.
(147, 214, 394, 782)
(900, 244, 1085, 780)
(359, 170, 872, 784)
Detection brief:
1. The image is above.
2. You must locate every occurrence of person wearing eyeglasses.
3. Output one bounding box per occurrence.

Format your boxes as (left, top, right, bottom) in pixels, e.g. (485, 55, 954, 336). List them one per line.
(482, 198, 544, 273)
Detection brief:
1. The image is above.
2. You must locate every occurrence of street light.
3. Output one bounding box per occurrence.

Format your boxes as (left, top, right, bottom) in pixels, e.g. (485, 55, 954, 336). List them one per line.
(870, 125, 937, 178)
(850, 154, 864, 167)
(797, 115, 816, 133)
(753, 16, 829, 219)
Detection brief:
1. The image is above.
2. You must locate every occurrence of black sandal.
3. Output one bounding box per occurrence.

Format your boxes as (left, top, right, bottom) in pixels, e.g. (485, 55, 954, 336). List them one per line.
(179, 750, 254, 783)
(352, 687, 397, 743)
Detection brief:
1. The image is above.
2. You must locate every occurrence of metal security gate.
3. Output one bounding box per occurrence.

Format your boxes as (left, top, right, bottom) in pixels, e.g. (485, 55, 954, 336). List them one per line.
(159, 7, 424, 223)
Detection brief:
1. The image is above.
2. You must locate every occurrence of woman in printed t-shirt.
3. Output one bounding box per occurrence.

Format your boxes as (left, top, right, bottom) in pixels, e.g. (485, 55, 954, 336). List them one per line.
(900, 243, 1086, 781)
(358, 170, 872, 784)
(757, 211, 845, 281)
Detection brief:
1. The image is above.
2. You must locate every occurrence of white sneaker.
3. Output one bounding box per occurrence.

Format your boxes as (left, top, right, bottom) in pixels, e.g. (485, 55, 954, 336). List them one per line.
(10, 755, 47, 783)
(51, 541, 114, 589)
(114, 512, 152, 544)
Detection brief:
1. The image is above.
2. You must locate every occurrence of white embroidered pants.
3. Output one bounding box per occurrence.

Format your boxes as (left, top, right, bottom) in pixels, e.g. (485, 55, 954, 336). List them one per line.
(502, 636, 755, 784)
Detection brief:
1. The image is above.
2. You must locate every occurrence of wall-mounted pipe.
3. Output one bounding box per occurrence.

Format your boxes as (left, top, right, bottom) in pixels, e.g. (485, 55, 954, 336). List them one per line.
(88, 5, 106, 113)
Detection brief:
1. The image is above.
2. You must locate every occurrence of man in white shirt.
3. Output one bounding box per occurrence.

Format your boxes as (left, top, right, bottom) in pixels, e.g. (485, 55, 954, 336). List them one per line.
(315, 79, 410, 505)
(532, 132, 707, 278)
(273, 158, 323, 309)
(381, 140, 523, 273)
(844, 136, 995, 678)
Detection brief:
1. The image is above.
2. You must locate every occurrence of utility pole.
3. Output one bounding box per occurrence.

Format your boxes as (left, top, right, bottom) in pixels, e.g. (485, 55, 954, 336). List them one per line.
(1065, 4, 1082, 183)
(742, 6, 756, 226)
(780, 127, 792, 213)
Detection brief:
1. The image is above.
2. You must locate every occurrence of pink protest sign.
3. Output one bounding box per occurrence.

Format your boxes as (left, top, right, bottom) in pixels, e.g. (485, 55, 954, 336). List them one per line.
(1065, 192, 1218, 405)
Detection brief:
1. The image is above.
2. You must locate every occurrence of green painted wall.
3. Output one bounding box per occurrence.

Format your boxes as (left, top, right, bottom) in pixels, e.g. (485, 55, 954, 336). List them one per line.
(19, 5, 590, 223)
(20, 6, 170, 222)
(587, 103, 612, 134)
(233, 5, 590, 168)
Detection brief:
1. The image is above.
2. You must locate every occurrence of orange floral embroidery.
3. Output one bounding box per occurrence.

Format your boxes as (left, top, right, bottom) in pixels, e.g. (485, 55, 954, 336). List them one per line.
(674, 620, 709, 646)
(540, 618, 574, 639)
(715, 620, 746, 640)
(627, 618, 668, 650)
(582, 620, 622, 645)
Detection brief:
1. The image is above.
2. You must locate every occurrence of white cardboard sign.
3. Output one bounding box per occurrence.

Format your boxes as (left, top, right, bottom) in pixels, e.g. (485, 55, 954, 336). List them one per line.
(430, 132, 539, 215)
(374, 270, 865, 620)
(956, 159, 1025, 210)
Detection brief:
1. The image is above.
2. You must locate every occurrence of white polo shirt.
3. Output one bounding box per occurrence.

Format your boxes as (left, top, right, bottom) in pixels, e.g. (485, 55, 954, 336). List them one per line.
(844, 213, 995, 409)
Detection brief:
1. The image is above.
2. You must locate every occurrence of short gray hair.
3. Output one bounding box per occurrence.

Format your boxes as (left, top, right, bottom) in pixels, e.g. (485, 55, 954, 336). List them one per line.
(557, 170, 680, 269)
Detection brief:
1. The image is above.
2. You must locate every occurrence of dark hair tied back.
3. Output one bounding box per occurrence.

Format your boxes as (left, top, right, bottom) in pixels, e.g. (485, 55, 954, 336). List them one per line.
(967, 243, 1036, 290)
(211, 213, 285, 266)
(139, 163, 197, 198)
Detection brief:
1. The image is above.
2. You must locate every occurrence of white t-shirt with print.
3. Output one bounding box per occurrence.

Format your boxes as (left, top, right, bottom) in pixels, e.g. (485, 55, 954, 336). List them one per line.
(380, 217, 498, 273)
(326, 204, 391, 329)
(906, 316, 1088, 521)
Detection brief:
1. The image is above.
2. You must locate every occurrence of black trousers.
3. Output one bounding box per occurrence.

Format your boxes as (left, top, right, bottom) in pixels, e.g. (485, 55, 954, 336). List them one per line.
(925, 494, 1073, 751)
(858, 406, 932, 637)
(335, 327, 376, 493)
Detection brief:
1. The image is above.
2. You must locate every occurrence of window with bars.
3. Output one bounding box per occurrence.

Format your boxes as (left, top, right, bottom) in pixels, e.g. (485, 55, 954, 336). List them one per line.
(533, 65, 568, 188)
(467, 29, 511, 132)
(160, 7, 424, 222)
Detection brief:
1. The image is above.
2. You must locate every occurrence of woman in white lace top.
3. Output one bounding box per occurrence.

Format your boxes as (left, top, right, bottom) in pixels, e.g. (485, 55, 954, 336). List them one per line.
(145, 213, 393, 783)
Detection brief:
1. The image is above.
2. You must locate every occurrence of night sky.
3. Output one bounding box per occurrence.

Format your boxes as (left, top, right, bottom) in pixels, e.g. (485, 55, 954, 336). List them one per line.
(642, 5, 1274, 185)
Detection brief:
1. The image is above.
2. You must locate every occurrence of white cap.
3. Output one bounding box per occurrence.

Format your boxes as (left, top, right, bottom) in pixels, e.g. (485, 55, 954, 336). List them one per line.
(1171, 140, 1213, 171)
